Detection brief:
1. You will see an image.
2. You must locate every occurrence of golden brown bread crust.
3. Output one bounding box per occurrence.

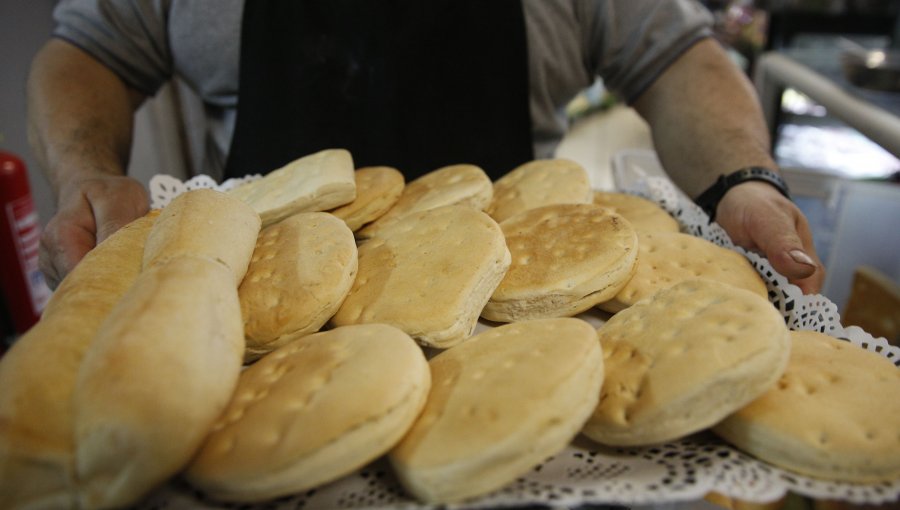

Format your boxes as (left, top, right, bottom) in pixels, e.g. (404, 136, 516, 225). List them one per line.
(583, 279, 790, 447)
(0, 211, 158, 509)
(714, 330, 900, 482)
(186, 324, 430, 502)
(356, 164, 492, 239)
(483, 203, 638, 322)
(240, 212, 358, 361)
(599, 230, 768, 313)
(592, 191, 680, 233)
(143, 188, 261, 285)
(487, 158, 592, 223)
(329, 166, 405, 232)
(389, 318, 603, 504)
(227, 148, 357, 227)
(331, 205, 510, 349)
(74, 255, 246, 509)
(71, 188, 260, 508)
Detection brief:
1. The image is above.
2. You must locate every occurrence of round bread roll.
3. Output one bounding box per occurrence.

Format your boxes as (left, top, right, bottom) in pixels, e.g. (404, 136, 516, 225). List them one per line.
(186, 324, 431, 502)
(486, 158, 592, 223)
(356, 163, 492, 239)
(332, 205, 510, 349)
(482, 203, 637, 322)
(227, 148, 356, 227)
(240, 212, 357, 361)
(598, 230, 767, 313)
(592, 191, 680, 233)
(389, 318, 603, 504)
(329, 166, 405, 232)
(714, 330, 900, 482)
(583, 278, 790, 447)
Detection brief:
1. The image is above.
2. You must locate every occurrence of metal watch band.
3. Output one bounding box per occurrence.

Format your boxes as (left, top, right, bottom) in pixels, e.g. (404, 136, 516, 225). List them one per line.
(694, 166, 791, 222)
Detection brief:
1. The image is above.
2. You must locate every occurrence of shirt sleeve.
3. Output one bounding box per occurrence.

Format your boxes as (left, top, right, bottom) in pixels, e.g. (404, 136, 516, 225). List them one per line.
(52, 0, 174, 96)
(577, 0, 715, 103)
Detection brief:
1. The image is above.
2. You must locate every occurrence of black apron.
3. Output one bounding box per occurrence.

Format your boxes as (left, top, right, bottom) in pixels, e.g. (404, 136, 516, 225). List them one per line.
(224, 0, 534, 181)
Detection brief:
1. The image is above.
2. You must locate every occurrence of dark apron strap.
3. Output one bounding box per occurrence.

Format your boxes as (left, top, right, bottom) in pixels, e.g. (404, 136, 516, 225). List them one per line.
(225, 0, 533, 181)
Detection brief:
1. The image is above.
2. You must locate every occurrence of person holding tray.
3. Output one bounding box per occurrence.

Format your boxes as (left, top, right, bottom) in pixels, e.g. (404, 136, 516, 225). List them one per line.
(27, 0, 823, 293)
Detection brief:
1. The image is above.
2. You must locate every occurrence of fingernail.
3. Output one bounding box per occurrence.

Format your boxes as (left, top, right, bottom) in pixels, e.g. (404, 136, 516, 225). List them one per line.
(789, 249, 816, 267)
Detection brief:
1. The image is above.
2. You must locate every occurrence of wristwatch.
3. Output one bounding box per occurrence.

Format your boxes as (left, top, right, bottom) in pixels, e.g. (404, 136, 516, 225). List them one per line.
(694, 166, 791, 222)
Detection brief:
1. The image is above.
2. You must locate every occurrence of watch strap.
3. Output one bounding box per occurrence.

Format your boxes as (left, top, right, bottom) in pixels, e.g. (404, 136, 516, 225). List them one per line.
(695, 167, 791, 222)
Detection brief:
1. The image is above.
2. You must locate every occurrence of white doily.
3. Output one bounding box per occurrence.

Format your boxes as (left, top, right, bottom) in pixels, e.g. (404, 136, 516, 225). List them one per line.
(617, 165, 899, 365)
(149, 174, 261, 209)
(139, 171, 900, 509)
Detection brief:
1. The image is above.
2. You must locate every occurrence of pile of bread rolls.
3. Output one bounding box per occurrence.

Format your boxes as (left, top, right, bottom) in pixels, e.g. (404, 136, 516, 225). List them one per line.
(0, 148, 897, 509)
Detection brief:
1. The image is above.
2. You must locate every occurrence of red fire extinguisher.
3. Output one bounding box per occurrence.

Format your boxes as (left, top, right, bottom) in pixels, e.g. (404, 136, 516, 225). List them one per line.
(1, 151, 52, 345)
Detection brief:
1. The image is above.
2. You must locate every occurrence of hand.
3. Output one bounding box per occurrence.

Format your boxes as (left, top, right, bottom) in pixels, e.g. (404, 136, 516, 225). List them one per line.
(39, 175, 149, 289)
(715, 181, 824, 294)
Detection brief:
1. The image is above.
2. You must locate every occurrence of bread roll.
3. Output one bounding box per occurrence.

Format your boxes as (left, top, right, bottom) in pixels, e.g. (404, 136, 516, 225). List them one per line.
(583, 278, 790, 446)
(331, 205, 510, 348)
(482, 203, 637, 322)
(186, 324, 430, 502)
(74, 255, 245, 509)
(227, 148, 356, 227)
(598, 231, 768, 313)
(329, 166, 405, 232)
(714, 330, 900, 482)
(143, 188, 261, 285)
(486, 158, 592, 223)
(356, 164, 492, 239)
(240, 212, 358, 361)
(0, 212, 157, 509)
(592, 191, 680, 233)
(389, 318, 603, 504)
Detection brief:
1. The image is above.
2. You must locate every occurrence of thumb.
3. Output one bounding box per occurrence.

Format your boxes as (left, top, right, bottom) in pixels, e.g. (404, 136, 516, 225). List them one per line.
(84, 177, 150, 244)
(753, 214, 823, 294)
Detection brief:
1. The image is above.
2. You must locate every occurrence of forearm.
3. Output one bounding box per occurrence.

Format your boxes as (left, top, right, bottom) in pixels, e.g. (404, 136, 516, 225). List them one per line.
(26, 38, 145, 200)
(28, 38, 150, 288)
(632, 37, 776, 198)
(632, 37, 823, 293)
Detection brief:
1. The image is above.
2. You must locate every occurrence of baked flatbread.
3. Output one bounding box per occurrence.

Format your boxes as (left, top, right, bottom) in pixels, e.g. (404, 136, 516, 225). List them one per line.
(592, 191, 680, 233)
(482, 203, 637, 322)
(0, 212, 158, 510)
(331, 205, 509, 349)
(599, 231, 767, 313)
(714, 330, 900, 482)
(186, 324, 430, 502)
(240, 212, 358, 361)
(74, 256, 246, 509)
(329, 166, 405, 232)
(143, 188, 261, 285)
(583, 278, 790, 447)
(389, 318, 603, 504)
(486, 158, 592, 223)
(356, 164, 491, 239)
(227, 148, 356, 227)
